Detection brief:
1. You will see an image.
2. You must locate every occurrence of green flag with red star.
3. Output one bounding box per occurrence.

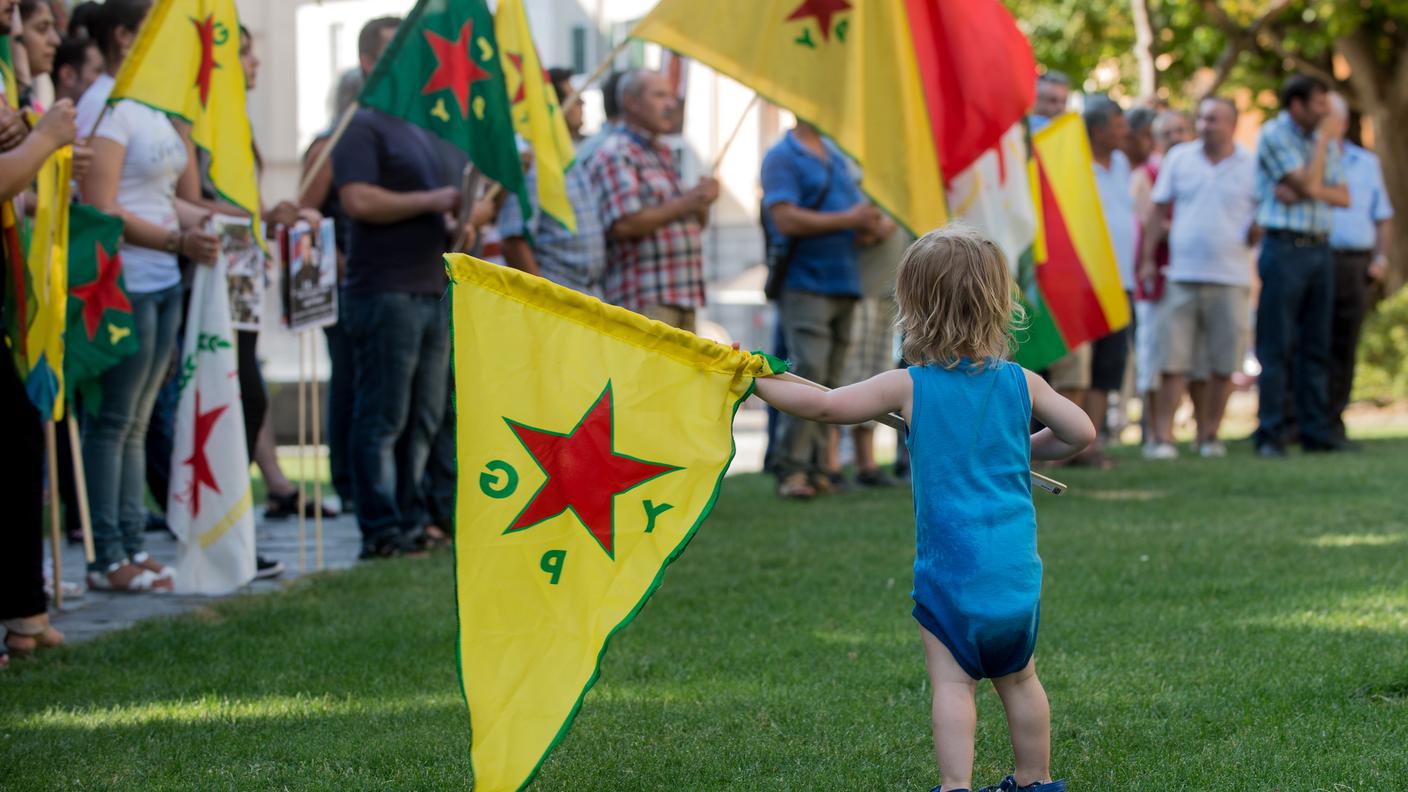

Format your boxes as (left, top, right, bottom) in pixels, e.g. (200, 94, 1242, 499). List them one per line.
(358, 0, 528, 220)
(64, 204, 137, 414)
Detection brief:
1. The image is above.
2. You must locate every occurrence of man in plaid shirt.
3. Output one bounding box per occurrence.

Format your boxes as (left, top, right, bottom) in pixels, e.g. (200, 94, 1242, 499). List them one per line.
(585, 70, 719, 331)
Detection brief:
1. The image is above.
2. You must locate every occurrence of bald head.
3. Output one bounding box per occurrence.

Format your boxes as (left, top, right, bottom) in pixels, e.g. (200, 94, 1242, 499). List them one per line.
(619, 69, 677, 137)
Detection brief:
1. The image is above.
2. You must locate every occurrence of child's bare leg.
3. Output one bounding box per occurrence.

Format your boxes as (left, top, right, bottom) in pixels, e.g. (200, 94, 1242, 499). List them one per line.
(991, 659, 1051, 787)
(919, 626, 978, 791)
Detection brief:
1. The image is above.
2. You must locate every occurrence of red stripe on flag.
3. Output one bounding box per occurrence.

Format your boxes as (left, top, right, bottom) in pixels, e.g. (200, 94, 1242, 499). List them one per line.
(1034, 164, 1113, 346)
(903, 0, 1036, 179)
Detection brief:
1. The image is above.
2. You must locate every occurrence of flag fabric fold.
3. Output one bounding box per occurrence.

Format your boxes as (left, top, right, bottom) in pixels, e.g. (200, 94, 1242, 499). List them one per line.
(167, 257, 255, 595)
(64, 204, 137, 413)
(494, 0, 576, 232)
(1015, 113, 1131, 370)
(447, 254, 780, 791)
(5, 146, 72, 421)
(108, 0, 262, 240)
(359, 0, 529, 221)
(631, 0, 1034, 236)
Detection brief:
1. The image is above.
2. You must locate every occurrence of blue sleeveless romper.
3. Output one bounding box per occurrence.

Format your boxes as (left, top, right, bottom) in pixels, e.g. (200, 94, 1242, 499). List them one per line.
(907, 360, 1041, 680)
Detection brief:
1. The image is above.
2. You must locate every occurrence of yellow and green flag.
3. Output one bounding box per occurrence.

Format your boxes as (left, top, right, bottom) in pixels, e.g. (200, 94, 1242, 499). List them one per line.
(5, 146, 72, 422)
(495, 0, 576, 232)
(108, 0, 261, 238)
(448, 254, 782, 791)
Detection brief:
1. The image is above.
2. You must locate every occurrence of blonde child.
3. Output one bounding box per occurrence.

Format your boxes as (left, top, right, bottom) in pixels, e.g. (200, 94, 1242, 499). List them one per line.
(753, 227, 1094, 792)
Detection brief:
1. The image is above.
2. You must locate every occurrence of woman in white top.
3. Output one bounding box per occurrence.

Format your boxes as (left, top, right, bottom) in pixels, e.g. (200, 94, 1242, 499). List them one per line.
(79, 0, 219, 592)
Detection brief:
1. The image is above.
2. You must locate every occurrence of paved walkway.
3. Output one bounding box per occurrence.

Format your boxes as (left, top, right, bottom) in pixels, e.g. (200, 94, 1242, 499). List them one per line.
(45, 405, 845, 645)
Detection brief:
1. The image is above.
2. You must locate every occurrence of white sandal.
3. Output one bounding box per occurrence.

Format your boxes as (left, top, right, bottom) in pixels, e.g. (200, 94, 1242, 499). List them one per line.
(130, 552, 176, 581)
(86, 562, 173, 593)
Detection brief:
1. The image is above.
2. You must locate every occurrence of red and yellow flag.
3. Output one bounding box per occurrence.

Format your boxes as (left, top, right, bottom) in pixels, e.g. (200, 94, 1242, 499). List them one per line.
(109, 0, 261, 238)
(631, 0, 1034, 235)
(1020, 112, 1130, 367)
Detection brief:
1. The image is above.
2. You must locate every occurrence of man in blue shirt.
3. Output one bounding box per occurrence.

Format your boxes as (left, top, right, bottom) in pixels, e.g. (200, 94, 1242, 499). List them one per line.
(1252, 75, 1350, 457)
(1326, 93, 1394, 444)
(761, 122, 881, 499)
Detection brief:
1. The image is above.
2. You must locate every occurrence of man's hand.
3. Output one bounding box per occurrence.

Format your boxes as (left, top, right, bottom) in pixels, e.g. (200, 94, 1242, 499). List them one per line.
(425, 186, 460, 215)
(1317, 111, 1345, 142)
(845, 202, 883, 231)
(685, 176, 720, 211)
(1137, 256, 1157, 286)
(1369, 254, 1388, 282)
(1273, 183, 1301, 205)
(0, 101, 29, 151)
(71, 141, 93, 182)
(32, 99, 76, 151)
(266, 200, 301, 228)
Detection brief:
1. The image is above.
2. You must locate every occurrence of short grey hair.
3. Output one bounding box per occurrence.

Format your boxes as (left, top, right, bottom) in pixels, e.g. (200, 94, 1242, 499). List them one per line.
(1038, 70, 1071, 88)
(333, 68, 363, 118)
(1127, 106, 1157, 134)
(616, 69, 653, 114)
(1082, 96, 1122, 134)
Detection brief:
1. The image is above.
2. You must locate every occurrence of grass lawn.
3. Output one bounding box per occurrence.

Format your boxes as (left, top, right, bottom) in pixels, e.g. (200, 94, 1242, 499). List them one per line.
(4, 436, 1407, 790)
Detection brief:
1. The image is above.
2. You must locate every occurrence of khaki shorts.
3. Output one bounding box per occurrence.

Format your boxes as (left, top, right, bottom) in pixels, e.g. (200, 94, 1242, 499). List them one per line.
(1158, 281, 1249, 377)
(641, 303, 698, 334)
(1047, 342, 1092, 391)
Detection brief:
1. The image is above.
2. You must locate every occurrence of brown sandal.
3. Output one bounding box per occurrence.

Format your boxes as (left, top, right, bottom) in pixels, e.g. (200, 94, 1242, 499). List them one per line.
(777, 473, 816, 500)
(3, 616, 65, 657)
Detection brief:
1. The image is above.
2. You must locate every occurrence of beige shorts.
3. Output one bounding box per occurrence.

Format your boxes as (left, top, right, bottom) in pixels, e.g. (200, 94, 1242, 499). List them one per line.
(1047, 342, 1092, 391)
(1158, 281, 1249, 377)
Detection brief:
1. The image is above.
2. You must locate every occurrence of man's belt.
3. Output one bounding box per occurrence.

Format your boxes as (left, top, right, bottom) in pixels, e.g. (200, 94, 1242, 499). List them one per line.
(1265, 228, 1328, 247)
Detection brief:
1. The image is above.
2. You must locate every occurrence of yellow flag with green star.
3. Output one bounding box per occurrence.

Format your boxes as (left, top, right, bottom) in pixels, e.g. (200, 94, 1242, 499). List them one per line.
(495, 0, 576, 232)
(447, 254, 783, 791)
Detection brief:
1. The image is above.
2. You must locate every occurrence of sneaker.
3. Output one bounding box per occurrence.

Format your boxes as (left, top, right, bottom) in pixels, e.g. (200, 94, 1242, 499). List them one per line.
(1142, 441, 1178, 460)
(1015, 781, 1066, 792)
(977, 776, 1018, 792)
(1256, 443, 1286, 459)
(856, 468, 899, 488)
(254, 555, 284, 580)
(1198, 440, 1227, 458)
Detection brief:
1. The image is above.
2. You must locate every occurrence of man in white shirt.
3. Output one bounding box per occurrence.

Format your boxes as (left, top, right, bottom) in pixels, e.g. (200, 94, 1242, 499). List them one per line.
(1144, 97, 1259, 458)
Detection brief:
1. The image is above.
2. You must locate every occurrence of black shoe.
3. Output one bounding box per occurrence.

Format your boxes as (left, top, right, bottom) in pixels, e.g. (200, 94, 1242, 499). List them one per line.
(358, 530, 425, 560)
(1256, 443, 1286, 459)
(254, 555, 284, 579)
(856, 467, 899, 488)
(265, 490, 340, 520)
(1306, 437, 1359, 453)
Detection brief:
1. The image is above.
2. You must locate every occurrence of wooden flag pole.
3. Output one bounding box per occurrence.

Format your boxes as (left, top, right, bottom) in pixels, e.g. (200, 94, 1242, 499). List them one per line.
(297, 102, 359, 204)
(557, 38, 632, 116)
(774, 371, 1068, 495)
(296, 330, 308, 574)
(44, 421, 63, 608)
(311, 333, 324, 571)
(709, 94, 760, 174)
(66, 415, 95, 563)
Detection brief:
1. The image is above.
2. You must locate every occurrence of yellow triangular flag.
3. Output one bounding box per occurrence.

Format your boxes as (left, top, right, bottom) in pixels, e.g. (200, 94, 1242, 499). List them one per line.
(495, 0, 577, 232)
(110, 0, 261, 240)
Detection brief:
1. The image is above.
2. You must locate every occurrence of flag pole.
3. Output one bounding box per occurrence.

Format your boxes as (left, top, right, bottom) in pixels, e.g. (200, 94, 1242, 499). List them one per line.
(557, 37, 631, 116)
(297, 102, 359, 204)
(297, 330, 307, 574)
(311, 332, 323, 571)
(44, 421, 63, 608)
(66, 415, 95, 563)
(709, 94, 759, 174)
(773, 371, 1067, 495)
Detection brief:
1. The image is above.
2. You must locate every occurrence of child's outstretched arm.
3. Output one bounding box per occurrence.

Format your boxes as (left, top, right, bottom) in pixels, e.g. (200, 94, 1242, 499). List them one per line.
(1024, 369, 1097, 461)
(754, 369, 912, 426)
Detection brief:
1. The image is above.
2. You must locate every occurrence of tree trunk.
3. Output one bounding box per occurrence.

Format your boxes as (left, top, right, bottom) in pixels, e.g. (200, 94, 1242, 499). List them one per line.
(1129, 0, 1157, 101)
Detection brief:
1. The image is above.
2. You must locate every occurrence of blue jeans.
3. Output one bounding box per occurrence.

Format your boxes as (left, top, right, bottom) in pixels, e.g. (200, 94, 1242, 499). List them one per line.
(1254, 235, 1334, 449)
(345, 291, 450, 544)
(85, 285, 183, 571)
(324, 311, 356, 504)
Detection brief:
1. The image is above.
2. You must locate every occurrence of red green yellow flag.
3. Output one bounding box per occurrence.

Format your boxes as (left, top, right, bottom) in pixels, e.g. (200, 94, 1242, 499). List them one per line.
(1014, 113, 1131, 370)
(494, 0, 576, 232)
(108, 0, 262, 239)
(631, 0, 1034, 235)
(65, 204, 137, 412)
(447, 254, 782, 791)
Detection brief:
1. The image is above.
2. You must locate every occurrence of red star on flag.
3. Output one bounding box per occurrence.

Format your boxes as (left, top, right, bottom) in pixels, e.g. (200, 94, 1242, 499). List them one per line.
(191, 14, 218, 108)
(421, 19, 491, 119)
(786, 0, 852, 43)
(505, 51, 550, 106)
(182, 390, 229, 517)
(505, 384, 679, 557)
(69, 243, 130, 340)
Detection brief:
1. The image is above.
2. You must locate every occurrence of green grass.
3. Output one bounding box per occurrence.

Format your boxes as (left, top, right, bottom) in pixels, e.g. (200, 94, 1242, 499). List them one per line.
(5, 437, 1408, 790)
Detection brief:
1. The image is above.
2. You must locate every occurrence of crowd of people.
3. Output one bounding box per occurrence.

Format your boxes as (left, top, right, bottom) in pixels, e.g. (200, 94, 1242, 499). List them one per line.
(0, 5, 1396, 667)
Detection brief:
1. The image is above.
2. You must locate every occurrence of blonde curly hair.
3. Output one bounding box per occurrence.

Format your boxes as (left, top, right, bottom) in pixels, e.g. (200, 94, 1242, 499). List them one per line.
(895, 225, 1025, 369)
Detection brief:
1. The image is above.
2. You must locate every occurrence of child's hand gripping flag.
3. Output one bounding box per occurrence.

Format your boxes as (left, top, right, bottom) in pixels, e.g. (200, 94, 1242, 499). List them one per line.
(446, 254, 782, 791)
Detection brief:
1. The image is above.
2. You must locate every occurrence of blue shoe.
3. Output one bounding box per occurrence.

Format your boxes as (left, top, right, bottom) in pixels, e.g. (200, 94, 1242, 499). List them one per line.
(929, 787, 969, 792)
(977, 776, 1017, 792)
(1016, 780, 1066, 792)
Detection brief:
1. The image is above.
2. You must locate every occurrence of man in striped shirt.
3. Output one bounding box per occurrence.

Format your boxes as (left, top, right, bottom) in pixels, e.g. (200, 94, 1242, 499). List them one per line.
(1251, 75, 1350, 458)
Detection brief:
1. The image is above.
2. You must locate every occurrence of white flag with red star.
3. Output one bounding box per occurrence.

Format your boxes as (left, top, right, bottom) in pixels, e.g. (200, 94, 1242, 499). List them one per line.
(167, 255, 255, 594)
